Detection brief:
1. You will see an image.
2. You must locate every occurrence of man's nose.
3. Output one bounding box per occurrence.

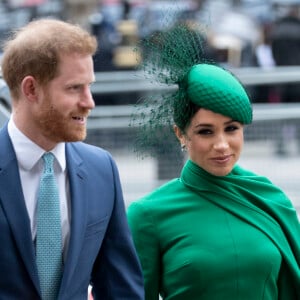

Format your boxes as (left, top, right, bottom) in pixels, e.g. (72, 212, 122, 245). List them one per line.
(81, 86, 95, 109)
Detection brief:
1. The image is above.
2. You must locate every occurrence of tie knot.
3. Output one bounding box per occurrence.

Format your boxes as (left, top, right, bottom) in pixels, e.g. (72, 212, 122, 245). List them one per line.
(42, 152, 55, 173)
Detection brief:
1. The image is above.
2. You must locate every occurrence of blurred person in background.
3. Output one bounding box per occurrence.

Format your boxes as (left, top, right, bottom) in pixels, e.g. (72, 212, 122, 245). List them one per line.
(0, 18, 143, 299)
(269, 3, 300, 155)
(253, 19, 278, 103)
(89, 10, 121, 72)
(270, 3, 300, 102)
(127, 23, 300, 300)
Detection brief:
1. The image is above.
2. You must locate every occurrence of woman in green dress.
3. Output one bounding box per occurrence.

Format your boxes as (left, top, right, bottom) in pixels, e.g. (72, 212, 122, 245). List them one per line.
(127, 25, 300, 300)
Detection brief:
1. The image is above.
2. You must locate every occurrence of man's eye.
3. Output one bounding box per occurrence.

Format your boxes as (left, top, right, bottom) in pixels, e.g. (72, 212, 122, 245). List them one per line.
(67, 84, 81, 91)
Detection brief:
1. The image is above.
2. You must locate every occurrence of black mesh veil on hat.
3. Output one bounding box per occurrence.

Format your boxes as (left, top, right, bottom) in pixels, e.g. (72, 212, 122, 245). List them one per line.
(130, 20, 252, 158)
(130, 22, 209, 157)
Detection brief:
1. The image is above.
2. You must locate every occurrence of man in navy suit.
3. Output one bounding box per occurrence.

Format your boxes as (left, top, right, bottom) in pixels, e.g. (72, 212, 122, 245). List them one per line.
(0, 18, 144, 299)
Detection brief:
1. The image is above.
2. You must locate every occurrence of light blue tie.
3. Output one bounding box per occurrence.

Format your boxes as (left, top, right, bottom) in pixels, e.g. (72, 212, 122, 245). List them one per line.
(36, 152, 63, 300)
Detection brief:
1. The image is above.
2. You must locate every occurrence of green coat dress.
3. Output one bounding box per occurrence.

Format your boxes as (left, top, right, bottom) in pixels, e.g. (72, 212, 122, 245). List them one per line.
(127, 160, 300, 300)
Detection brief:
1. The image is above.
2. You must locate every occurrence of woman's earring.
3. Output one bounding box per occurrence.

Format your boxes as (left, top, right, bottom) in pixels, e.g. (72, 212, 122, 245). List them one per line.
(181, 144, 187, 152)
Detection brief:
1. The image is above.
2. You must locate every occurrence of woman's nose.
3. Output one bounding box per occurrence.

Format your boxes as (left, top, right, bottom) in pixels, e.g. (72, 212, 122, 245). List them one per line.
(213, 135, 229, 151)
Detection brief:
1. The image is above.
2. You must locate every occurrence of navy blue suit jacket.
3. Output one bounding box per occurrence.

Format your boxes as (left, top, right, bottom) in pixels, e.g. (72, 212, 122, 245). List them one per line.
(0, 124, 144, 299)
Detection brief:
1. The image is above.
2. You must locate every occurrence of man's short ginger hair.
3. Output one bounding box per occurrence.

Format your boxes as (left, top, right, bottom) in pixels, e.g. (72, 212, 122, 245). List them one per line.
(1, 18, 98, 99)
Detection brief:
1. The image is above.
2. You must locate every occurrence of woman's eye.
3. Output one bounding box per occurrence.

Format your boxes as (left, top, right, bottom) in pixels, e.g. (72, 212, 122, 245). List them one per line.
(198, 129, 212, 135)
(225, 125, 239, 132)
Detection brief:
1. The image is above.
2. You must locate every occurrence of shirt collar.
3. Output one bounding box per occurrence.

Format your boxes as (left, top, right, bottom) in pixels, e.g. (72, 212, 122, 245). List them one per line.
(7, 118, 66, 171)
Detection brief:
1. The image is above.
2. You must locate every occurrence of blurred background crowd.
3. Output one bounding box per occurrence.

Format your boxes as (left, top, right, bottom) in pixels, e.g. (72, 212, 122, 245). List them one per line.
(2, 0, 300, 104)
(1, 0, 300, 214)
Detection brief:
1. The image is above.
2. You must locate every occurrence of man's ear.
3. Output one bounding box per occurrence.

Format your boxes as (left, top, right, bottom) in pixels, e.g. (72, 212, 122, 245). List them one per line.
(21, 76, 39, 102)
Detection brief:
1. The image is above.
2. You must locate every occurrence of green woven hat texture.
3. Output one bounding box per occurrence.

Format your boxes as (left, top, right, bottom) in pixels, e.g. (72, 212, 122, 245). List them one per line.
(186, 64, 253, 124)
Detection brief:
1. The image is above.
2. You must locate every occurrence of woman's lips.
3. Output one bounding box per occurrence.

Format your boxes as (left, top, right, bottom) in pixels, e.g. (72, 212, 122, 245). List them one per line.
(211, 155, 232, 163)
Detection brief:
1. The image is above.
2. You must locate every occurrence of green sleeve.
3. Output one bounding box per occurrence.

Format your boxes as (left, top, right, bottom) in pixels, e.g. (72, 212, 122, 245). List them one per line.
(127, 202, 161, 300)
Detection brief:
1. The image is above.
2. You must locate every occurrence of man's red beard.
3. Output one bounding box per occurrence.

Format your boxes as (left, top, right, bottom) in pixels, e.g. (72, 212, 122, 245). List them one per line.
(35, 98, 89, 143)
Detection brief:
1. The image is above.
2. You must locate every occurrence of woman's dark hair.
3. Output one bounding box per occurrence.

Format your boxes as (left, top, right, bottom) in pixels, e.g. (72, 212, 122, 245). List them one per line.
(173, 90, 201, 132)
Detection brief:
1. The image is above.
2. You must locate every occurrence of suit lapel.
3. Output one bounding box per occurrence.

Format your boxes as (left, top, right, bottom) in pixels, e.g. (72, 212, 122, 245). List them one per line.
(59, 144, 88, 293)
(0, 127, 91, 297)
(0, 126, 40, 293)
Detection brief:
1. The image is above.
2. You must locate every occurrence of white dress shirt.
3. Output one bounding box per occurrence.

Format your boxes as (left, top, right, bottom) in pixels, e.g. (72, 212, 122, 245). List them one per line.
(7, 118, 70, 260)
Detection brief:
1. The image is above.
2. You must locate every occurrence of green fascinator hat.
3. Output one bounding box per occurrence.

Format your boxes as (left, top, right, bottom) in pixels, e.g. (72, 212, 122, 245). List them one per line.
(185, 64, 252, 124)
(131, 22, 252, 157)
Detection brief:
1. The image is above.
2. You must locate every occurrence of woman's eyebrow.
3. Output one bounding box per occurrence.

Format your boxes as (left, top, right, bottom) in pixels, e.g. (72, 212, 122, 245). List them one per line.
(194, 123, 213, 128)
(194, 119, 235, 128)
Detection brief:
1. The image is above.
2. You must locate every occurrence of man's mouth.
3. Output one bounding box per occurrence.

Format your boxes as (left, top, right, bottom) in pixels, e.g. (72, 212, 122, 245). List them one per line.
(72, 116, 86, 124)
(72, 116, 84, 121)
